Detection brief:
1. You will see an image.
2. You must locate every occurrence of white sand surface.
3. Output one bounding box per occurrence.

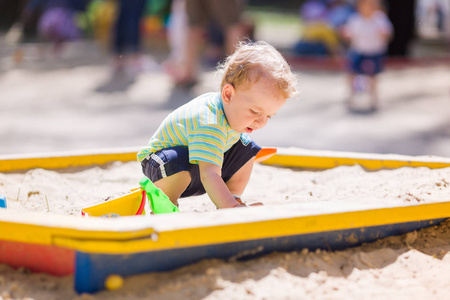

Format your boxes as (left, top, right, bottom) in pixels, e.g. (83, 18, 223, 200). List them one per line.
(0, 34, 449, 300)
(2, 162, 450, 215)
(0, 161, 449, 299)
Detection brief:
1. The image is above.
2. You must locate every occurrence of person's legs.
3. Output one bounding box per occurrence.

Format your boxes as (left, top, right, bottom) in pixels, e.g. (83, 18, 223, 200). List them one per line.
(366, 54, 383, 110)
(141, 147, 196, 206)
(124, 0, 146, 60)
(368, 75, 378, 110)
(153, 171, 191, 206)
(112, 9, 126, 71)
(225, 157, 255, 197)
(155, 155, 256, 207)
(221, 140, 261, 203)
(176, 0, 208, 85)
(178, 0, 243, 85)
(179, 25, 204, 83)
(164, 0, 188, 72)
(225, 23, 245, 55)
(142, 142, 261, 206)
(210, 0, 244, 55)
(112, 0, 146, 72)
(347, 72, 356, 106)
(347, 51, 361, 107)
(225, 156, 263, 206)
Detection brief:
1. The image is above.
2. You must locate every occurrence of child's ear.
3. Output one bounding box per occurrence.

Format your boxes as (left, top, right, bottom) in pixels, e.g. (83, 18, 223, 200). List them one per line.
(222, 83, 235, 104)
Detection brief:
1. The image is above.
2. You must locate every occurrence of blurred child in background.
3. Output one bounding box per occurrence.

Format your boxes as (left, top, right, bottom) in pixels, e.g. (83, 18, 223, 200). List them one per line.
(22, 0, 87, 58)
(342, 0, 393, 112)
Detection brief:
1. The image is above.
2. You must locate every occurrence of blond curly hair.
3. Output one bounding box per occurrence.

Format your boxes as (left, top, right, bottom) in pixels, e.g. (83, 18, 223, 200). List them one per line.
(218, 41, 297, 99)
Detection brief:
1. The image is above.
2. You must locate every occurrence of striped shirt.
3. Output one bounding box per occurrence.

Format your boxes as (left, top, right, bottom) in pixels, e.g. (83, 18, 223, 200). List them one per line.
(137, 92, 251, 167)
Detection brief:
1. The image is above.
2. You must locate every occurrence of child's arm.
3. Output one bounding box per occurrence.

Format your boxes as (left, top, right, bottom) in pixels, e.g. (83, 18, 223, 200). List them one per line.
(375, 15, 393, 42)
(198, 161, 243, 209)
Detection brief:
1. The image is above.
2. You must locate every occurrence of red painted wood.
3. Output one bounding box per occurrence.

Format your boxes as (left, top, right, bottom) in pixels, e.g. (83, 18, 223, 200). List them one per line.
(0, 240, 74, 276)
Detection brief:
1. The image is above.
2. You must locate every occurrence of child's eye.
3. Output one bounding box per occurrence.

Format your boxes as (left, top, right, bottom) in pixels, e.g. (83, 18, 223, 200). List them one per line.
(250, 109, 259, 115)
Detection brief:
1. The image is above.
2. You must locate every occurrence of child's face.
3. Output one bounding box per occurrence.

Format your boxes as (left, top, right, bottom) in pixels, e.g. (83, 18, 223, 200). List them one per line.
(358, 0, 380, 17)
(221, 77, 287, 134)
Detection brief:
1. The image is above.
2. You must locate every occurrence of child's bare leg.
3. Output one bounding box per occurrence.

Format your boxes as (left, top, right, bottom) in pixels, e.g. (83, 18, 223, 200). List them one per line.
(368, 75, 378, 109)
(225, 158, 263, 206)
(225, 158, 254, 196)
(347, 73, 356, 106)
(153, 171, 191, 206)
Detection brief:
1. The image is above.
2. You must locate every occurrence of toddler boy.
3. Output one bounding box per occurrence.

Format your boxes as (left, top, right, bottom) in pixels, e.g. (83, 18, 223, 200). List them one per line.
(137, 41, 297, 209)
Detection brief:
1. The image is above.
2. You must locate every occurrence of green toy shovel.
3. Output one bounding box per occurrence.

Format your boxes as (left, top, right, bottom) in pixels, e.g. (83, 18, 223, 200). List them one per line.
(139, 177, 180, 214)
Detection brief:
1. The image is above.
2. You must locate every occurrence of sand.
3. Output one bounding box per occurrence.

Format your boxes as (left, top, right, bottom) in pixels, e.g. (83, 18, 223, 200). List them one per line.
(1, 29, 450, 300)
(2, 161, 450, 215)
(0, 161, 449, 299)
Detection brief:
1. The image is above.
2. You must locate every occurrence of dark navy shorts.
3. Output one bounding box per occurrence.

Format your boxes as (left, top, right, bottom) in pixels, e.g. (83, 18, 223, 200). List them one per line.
(348, 50, 385, 75)
(141, 140, 261, 198)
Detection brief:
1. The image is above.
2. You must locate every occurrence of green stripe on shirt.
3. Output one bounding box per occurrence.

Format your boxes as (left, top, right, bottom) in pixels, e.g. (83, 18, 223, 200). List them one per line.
(137, 92, 246, 167)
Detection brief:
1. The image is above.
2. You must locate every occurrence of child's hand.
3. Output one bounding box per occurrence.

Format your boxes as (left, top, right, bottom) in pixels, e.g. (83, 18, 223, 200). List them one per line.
(232, 201, 263, 208)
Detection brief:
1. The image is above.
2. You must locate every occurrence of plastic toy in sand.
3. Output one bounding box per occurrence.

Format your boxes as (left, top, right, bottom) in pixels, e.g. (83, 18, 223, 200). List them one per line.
(0, 195, 7, 208)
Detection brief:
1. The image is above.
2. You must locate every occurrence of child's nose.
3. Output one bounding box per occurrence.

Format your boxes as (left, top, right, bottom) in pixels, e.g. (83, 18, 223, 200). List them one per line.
(254, 116, 268, 129)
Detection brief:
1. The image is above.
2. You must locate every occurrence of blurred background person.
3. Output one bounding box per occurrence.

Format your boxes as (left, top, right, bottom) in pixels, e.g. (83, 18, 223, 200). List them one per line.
(163, 0, 188, 81)
(416, 0, 450, 42)
(292, 0, 342, 57)
(21, 0, 87, 58)
(169, 0, 247, 88)
(111, 0, 147, 75)
(86, 0, 117, 51)
(291, 0, 355, 58)
(341, 0, 393, 112)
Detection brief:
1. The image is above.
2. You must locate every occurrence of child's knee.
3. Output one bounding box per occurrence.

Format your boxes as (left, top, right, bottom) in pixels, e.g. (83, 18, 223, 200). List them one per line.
(154, 171, 192, 204)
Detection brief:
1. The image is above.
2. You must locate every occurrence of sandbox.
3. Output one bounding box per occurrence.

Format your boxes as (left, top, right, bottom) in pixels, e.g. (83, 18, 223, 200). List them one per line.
(0, 147, 449, 293)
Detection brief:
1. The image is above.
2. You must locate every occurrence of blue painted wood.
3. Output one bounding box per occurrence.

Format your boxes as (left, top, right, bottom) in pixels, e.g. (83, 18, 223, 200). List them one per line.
(74, 218, 446, 293)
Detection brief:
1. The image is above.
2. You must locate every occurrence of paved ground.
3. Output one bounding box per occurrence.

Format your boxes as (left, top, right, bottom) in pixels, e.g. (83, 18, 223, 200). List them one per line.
(1, 40, 450, 158)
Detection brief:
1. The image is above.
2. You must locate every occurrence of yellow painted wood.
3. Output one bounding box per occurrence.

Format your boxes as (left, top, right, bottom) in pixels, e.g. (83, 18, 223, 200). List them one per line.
(0, 219, 155, 246)
(0, 151, 137, 172)
(2, 148, 450, 173)
(263, 154, 450, 170)
(0, 147, 273, 173)
(52, 201, 450, 254)
(1, 148, 450, 255)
